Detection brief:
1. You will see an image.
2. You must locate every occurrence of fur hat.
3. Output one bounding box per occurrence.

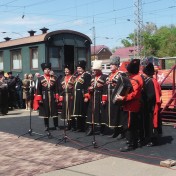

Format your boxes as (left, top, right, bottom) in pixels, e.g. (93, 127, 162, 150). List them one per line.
(7, 71, 12, 75)
(127, 59, 140, 74)
(110, 56, 120, 66)
(143, 62, 154, 76)
(92, 60, 102, 70)
(76, 60, 86, 70)
(64, 64, 74, 74)
(41, 63, 51, 71)
(0, 71, 4, 76)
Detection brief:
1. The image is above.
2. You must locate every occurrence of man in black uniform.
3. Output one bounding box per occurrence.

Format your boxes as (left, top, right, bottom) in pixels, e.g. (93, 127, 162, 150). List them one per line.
(36, 63, 59, 131)
(58, 64, 75, 130)
(71, 60, 91, 132)
(141, 63, 162, 146)
(0, 71, 8, 115)
(86, 60, 107, 135)
(101, 56, 122, 137)
(7, 71, 17, 110)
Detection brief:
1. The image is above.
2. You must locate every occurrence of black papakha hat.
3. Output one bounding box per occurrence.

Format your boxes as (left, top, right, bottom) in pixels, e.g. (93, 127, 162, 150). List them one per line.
(7, 71, 12, 75)
(41, 63, 51, 71)
(143, 62, 155, 76)
(76, 60, 86, 70)
(127, 59, 140, 74)
(64, 64, 74, 74)
(0, 71, 4, 75)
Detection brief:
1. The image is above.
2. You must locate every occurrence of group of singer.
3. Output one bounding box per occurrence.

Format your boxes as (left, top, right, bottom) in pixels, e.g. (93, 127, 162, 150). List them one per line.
(0, 57, 162, 152)
(33, 56, 162, 152)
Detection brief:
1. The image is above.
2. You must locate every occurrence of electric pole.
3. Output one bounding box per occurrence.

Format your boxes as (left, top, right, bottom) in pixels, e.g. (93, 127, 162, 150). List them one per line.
(92, 26, 96, 60)
(134, 0, 143, 59)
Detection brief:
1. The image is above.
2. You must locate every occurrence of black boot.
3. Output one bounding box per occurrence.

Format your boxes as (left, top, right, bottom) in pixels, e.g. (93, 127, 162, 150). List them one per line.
(44, 118, 49, 131)
(110, 127, 121, 138)
(120, 145, 136, 152)
(71, 118, 77, 131)
(86, 125, 93, 136)
(100, 124, 105, 136)
(67, 120, 71, 130)
(77, 117, 85, 132)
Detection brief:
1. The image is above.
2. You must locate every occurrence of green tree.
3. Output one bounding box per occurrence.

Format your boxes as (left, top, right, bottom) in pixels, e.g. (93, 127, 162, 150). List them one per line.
(121, 23, 176, 57)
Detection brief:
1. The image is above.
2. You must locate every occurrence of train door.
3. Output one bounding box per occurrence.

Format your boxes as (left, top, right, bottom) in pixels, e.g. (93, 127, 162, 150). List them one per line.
(64, 45, 74, 72)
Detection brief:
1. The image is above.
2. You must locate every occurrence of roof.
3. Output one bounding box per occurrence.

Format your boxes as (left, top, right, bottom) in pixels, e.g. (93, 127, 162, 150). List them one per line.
(159, 56, 176, 60)
(91, 45, 111, 55)
(0, 34, 47, 48)
(113, 46, 135, 59)
(0, 30, 92, 49)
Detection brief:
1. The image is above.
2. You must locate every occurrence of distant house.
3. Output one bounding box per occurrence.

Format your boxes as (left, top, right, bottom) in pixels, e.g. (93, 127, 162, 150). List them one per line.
(91, 45, 112, 61)
(112, 46, 135, 62)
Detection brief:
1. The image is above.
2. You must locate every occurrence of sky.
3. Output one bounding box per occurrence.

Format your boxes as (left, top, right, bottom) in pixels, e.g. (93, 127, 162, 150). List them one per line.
(0, 0, 176, 49)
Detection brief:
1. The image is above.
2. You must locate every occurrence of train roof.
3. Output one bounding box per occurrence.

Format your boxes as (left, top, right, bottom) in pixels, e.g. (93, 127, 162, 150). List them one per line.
(159, 56, 176, 60)
(0, 29, 92, 49)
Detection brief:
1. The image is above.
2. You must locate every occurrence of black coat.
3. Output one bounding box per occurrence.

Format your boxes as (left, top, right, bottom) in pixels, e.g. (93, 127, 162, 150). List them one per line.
(101, 71, 122, 127)
(86, 74, 107, 124)
(37, 75, 59, 118)
(59, 75, 75, 120)
(71, 72, 91, 118)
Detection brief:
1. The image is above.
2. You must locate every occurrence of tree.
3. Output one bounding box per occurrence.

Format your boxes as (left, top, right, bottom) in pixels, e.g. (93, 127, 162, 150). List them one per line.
(121, 23, 176, 57)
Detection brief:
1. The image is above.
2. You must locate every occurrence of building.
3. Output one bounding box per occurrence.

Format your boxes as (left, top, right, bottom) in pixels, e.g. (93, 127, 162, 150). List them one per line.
(91, 45, 112, 61)
(112, 46, 135, 62)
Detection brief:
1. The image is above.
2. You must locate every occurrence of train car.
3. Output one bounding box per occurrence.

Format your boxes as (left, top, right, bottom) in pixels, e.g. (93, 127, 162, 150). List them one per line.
(157, 57, 176, 88)
(0, 29, 92, 78)
(157, 57, 176, 111)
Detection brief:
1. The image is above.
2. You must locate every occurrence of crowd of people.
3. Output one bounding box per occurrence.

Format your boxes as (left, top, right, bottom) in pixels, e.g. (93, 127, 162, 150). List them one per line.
(0, 71, 40, 114)
(0, 57, 162, 152)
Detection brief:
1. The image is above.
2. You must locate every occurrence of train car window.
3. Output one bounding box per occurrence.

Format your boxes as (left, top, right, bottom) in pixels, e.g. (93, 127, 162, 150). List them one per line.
(165, 58, 176, 69)
(141, 56, 159, 66)
(77, 48, 86, 61)
(11, 49, 22, 70)
(102, 64, 105, 69)
(0, 51, 3, 70)
(48, 47, 62, 70)
(148, 57, 153, 63)
(106, 64, 110, 69)
(153, 57, 160, 66)
(30, 48, 38, 69)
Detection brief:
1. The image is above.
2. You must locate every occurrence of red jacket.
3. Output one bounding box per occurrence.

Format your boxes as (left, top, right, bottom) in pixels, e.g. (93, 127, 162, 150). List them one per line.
(152, 78, 162, 128)
(123, 74, 143, 112)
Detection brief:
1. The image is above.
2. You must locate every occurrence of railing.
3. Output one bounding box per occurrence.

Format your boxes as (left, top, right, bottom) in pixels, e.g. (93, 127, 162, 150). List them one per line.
(159, 65, 176, 122)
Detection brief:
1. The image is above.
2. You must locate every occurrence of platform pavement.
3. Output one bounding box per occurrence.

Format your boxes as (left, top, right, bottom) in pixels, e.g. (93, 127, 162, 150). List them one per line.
(0, 109, 176, 176)
(38, 156, 176, 176)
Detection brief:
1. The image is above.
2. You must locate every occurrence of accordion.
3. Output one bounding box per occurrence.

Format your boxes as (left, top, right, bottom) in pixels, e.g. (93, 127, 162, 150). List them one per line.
(111, 74, 133, 104)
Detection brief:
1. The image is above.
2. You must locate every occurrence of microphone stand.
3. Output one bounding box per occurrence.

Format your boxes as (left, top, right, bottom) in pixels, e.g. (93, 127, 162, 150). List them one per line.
(79, 85, 98, 150)
(56, 90, 72, 145)
(35, 91, 59, 141)
(18, 87, 43, 138)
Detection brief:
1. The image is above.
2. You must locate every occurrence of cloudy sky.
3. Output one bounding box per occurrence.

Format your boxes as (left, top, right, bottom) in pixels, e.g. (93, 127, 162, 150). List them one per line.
(0, 0, 176, 49)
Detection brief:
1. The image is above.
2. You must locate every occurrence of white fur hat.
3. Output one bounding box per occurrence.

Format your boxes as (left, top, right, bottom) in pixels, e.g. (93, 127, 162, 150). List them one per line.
(92, 60, 102, 70)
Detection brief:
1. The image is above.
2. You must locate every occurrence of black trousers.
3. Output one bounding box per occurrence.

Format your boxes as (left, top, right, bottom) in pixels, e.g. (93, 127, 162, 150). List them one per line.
(44, 117, 58, 128)
(126, 111, 140, 147)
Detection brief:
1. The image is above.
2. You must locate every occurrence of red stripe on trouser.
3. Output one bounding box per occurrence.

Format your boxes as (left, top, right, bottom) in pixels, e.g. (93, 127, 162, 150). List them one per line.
(128, 111, 131, 128)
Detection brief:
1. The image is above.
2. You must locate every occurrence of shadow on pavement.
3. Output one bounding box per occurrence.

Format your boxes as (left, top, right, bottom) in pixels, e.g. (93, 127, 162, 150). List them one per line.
(0, 110, 176, 166)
